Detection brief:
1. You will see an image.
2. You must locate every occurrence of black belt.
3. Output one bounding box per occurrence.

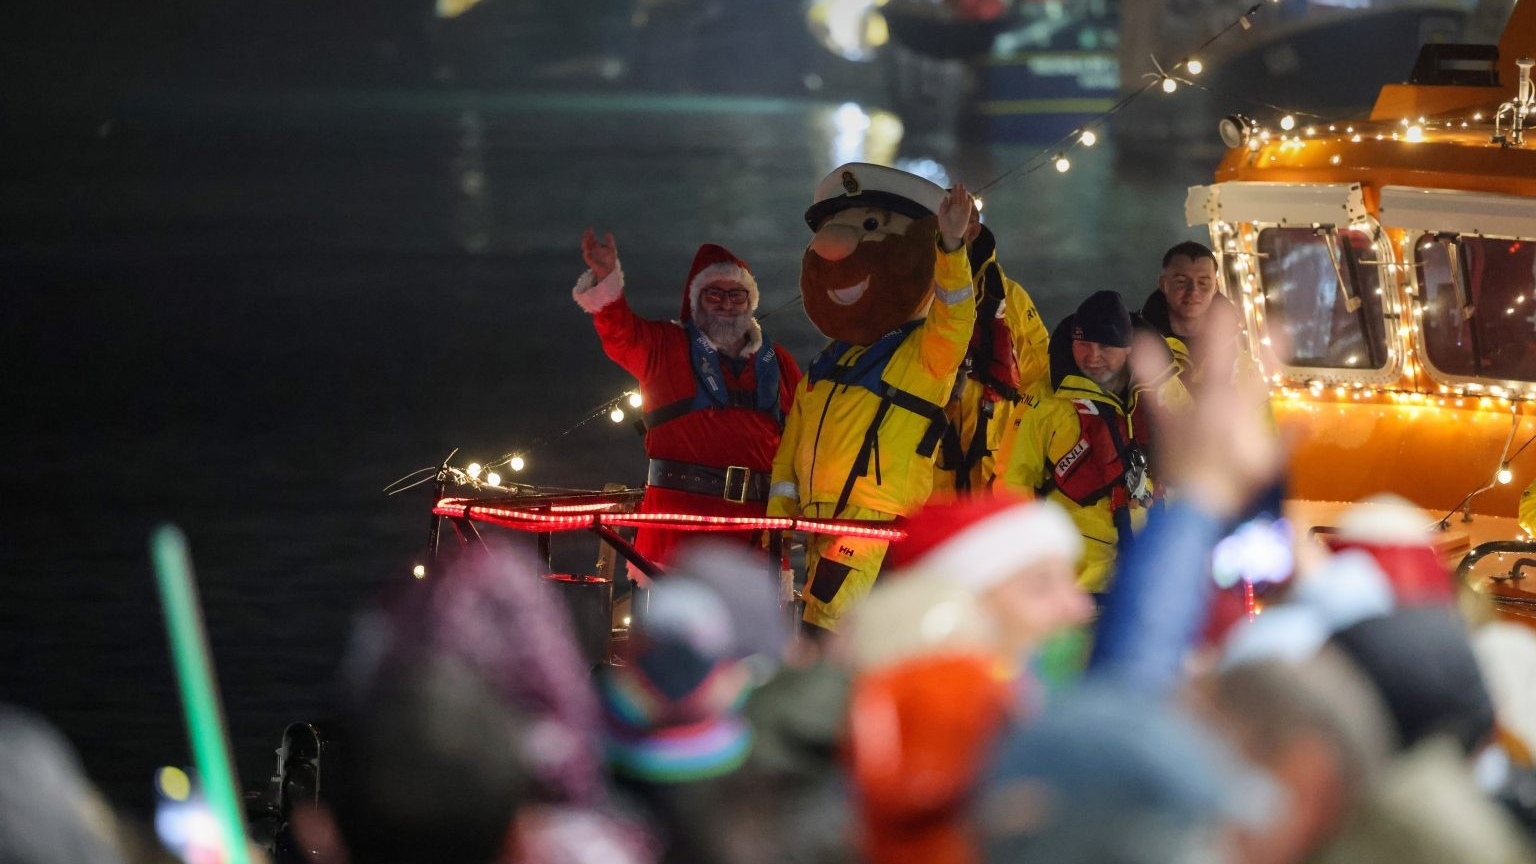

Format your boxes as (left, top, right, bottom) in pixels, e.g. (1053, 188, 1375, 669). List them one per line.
(647, 459, 770, 504)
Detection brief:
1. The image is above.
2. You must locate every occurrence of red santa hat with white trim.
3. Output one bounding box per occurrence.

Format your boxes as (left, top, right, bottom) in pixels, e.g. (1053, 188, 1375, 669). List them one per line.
(1321, 494, 1455, 604)
(681, 243, 759, 323)
(887, 493, 1083, 593)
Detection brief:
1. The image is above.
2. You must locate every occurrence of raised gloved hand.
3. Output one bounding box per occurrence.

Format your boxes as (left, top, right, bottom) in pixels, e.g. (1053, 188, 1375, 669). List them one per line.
(937, 183, 974, 253)
(581, 227, 618, 281)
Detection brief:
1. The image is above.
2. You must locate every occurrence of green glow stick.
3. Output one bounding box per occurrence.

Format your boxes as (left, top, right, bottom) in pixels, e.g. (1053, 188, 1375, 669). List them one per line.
(150, 524, 252, 864)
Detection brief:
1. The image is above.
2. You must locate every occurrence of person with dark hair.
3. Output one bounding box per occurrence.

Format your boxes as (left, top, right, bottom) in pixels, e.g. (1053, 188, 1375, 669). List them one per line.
(998, 290, 1188, 592)
(1142, 241, 1247, 385)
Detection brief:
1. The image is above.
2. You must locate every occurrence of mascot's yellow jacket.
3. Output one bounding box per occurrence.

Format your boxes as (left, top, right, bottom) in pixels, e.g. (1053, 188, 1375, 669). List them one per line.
(769, 244, 976, 518)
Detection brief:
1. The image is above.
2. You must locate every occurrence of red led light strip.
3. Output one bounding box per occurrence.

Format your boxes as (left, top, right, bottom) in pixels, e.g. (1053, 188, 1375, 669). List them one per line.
(433, 498, 906, 540)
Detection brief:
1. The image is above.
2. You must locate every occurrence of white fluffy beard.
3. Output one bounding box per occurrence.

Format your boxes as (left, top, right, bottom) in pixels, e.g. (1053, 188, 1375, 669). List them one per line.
(697, 310, 753, 353)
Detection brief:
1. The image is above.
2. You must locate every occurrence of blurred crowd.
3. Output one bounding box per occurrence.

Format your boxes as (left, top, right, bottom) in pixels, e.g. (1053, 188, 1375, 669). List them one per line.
(8, 168, 1536, 862)
(8, 270, 1536, 864)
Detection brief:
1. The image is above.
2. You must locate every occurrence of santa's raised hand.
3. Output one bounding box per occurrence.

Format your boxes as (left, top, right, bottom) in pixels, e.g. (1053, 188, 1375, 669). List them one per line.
(937, 183, 974, 252)
(582, 227, 618, 281)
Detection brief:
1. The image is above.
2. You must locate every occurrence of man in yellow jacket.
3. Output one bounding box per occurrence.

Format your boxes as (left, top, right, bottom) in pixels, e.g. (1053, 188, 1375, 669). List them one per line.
(769, 163, 977, 632)
(999, 290, 1188, 592)
(931, 220, 1052, 497)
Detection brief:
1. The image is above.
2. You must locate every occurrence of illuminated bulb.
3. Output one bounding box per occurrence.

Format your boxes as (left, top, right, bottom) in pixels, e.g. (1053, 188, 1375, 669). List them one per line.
(1054, 154, 1071, 172)
(1306, 126, 1317, 136)
(1330, 155, 1341, 165)
(1186, 58, 1203, 75)
(1280, 114, 1296, 130)
(1080, 130, 1098, 147)
(1498, 464, 1514, 485)
(1474, 112, 1484, 121)
(510, 455, 525, 472)
(1405, 125, 1424, 142)
(486, 471, 501, 486)
(623, 615, 632, 626)
(467, 462, 483, 479)
(627, 391, 643, 408)
(1161, 76, 1178, 94)
(610, 407, 625, 422)
(974, 197, 985, 211)
(157, 766, 191, 801)
(412, 564, 426, 579)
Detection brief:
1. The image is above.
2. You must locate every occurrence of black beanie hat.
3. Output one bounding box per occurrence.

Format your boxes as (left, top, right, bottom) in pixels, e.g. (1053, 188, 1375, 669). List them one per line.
(1073, 290, 1133, 348)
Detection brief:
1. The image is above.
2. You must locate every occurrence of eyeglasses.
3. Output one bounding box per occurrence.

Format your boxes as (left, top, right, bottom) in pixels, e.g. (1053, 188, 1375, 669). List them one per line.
(701, 287, 751, 304)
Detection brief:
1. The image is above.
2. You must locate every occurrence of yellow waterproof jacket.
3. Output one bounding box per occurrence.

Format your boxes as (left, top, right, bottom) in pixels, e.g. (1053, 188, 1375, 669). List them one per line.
(770, 245, 975, 517)
(1003, 271, 1051, 393)
(932, 246, 1050, 497)
(998, 325, 1190, 591)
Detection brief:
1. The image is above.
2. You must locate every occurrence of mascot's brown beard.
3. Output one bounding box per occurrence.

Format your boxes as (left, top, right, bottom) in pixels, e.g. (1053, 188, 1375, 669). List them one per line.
(800, 214, 940, 345)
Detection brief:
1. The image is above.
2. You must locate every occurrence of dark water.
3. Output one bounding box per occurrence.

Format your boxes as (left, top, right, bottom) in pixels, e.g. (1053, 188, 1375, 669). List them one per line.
(1, 88, 1203, 813)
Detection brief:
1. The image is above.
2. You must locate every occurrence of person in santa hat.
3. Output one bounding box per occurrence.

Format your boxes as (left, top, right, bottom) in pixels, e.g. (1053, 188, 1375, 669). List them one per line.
(840, 493, 1092, 864)
(574, 229, 802, 570)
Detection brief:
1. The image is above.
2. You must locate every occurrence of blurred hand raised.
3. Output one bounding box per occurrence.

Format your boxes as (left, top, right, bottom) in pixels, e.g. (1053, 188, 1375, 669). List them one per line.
(1130, 320, 1286, 520)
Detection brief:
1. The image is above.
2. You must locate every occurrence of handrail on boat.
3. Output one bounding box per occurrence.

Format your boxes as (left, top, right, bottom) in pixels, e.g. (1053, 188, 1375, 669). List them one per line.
(1456, 539, 1536, 580)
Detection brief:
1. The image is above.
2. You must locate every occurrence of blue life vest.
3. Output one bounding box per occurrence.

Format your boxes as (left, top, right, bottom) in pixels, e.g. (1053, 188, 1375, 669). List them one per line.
(807, 320, 923, 391)
(643, 321, 784, 431)
(807, 320, 950, 514)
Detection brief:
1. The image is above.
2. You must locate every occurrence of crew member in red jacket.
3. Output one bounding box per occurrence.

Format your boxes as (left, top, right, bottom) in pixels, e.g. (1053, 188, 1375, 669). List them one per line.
(573, 228, 802, 570)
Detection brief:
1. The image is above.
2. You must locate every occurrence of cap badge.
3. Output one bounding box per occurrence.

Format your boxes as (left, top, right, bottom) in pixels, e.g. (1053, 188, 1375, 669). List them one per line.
(841, 170, 860, 195)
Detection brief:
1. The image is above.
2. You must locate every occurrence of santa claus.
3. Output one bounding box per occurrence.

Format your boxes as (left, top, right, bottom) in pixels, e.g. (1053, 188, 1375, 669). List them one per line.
(574, 229, 802, 570)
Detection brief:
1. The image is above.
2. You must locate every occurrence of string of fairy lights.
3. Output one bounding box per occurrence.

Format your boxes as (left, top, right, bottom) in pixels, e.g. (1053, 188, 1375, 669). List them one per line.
(391, 0, 1536, 501)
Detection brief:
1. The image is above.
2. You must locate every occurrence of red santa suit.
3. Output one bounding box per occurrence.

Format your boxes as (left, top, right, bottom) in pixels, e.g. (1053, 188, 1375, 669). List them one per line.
(573, 244, 801, 570)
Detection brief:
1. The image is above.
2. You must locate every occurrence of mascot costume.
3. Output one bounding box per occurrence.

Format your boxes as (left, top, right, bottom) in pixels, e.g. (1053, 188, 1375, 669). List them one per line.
(768, 163, 976, 632)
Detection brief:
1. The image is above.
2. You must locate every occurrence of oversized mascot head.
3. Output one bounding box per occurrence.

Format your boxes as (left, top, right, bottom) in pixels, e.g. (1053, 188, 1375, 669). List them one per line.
(801, 162, 948, 345)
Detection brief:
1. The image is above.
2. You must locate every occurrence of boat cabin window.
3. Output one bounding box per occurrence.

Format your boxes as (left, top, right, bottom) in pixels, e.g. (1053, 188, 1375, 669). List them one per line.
(1416, 236, 1536, 382)
(1257, 226, 1388, 370)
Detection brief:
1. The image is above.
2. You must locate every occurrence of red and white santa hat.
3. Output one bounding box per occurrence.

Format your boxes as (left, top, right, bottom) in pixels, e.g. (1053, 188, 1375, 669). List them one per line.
(682, 243, 758, 322)
(887, 493, 1083, 593)
(1322, 494, 1455, 605)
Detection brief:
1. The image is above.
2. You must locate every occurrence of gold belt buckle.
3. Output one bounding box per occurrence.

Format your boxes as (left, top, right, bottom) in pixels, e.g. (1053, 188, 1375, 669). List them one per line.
(724, 465, 750, 504)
